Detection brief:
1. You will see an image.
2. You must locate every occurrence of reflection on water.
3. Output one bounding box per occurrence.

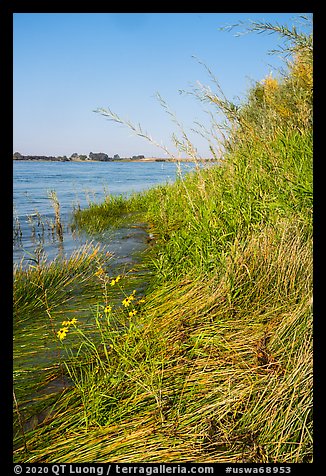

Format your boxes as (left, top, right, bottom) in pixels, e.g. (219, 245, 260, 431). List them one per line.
(13, 214, 150, 273)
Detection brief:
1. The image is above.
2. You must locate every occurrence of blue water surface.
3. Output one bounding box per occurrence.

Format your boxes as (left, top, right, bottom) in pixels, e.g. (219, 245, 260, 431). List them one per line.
(13, 160, 200, 266)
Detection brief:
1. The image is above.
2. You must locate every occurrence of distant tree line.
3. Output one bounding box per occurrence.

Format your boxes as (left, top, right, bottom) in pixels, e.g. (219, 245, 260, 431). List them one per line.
(13, 152, 145, 162)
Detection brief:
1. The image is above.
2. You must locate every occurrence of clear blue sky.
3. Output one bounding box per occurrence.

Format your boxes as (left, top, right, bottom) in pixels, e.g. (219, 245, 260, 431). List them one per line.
(13, 12, 311, 158)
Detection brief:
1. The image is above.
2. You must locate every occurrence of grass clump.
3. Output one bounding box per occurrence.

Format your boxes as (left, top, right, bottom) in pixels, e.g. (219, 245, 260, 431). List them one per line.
(72, 193, 146, 233)
(13, 16, 313, 463)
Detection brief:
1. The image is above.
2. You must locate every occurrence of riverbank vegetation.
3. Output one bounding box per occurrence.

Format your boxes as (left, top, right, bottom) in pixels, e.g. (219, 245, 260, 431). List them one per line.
(13, 18, 313, 463)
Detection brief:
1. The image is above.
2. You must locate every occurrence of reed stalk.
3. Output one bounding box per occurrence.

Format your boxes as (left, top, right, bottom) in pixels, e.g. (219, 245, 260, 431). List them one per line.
(48, 190, 63, 241)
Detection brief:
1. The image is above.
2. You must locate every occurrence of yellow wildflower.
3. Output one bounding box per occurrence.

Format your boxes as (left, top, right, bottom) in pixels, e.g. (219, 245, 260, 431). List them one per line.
(104, 305, 112, 314)
(128, 310, 137, 317)
(122, 297, 131, 307)
(62, 318, 78, 327)
(110, 275, 122, 285)
(122, 291, 137, 307)
(57, 327, 69, 341)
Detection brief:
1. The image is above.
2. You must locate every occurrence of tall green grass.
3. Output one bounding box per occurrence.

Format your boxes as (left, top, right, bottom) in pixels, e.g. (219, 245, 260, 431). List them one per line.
(71, 193, 145, 233)
(13, 17, 313, 463)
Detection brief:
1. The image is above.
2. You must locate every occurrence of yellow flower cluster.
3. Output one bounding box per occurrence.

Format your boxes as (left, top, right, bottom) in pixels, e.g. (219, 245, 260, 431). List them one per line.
(62, 318, 78, 327)
(110, 275, 121, 286)
(57, 318, 78, 341)
(122, 290, 136, 307)
(128, 310, 137, 317)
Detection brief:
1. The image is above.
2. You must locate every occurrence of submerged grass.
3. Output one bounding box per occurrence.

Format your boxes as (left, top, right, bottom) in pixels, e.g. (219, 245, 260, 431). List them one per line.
(13, 17, 313, 463)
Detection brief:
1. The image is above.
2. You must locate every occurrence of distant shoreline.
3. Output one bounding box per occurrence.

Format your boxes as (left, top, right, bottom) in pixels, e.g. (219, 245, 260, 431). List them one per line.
(13, 157, 215, 163)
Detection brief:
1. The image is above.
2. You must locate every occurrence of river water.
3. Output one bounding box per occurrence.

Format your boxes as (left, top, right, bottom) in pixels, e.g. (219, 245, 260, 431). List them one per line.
(13, 160, 199, 267)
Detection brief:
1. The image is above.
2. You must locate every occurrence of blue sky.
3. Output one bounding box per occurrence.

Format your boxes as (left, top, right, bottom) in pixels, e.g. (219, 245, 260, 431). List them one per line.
(13, 12, 311, 158)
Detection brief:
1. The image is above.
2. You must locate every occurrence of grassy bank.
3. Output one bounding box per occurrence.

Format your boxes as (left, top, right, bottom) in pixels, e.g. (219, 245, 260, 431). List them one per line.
(13, 19, 313, 463)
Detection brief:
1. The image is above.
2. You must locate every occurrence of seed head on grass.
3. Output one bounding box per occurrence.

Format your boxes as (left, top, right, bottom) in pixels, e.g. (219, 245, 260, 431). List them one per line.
(95, 267, 105, 277)
(86, 247, 100, 261)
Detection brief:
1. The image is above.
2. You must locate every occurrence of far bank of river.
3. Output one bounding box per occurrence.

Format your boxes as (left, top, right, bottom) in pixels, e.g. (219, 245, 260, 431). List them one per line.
(13, 157, 214, 163)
